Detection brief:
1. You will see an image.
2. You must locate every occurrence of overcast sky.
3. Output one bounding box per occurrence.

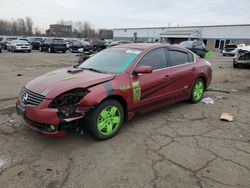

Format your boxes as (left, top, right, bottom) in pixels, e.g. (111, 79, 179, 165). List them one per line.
(0, 0, 249, 30)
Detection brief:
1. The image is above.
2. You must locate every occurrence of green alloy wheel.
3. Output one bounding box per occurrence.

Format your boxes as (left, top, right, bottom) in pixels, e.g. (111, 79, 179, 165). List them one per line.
(190, 78, 205, 103)
(85, 99, 124, 140)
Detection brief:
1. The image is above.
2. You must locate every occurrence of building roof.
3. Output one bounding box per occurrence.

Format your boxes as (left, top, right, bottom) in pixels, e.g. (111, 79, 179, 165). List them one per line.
(113, 24, 250, 30)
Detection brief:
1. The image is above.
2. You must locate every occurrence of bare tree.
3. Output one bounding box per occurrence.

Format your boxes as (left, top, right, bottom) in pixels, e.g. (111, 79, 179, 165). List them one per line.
(25, 17, 33, 36)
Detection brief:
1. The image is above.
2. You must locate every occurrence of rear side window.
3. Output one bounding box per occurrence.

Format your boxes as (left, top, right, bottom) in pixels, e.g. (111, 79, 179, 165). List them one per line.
(168, 50, 190, 66)
(188, 52, 194, 62)
(137, 48, 167, 70)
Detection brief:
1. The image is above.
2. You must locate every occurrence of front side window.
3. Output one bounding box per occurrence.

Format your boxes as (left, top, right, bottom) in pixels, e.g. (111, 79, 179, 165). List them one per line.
(136, 48, 167, 70)
(79, 48, 141, 74)
(169, 50, 190, 66)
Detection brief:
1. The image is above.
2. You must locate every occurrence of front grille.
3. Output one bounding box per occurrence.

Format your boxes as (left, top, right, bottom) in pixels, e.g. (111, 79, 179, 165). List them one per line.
(20, 88, 45, 107)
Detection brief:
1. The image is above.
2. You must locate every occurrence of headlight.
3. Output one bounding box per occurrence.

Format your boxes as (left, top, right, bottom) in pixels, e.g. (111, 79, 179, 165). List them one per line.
(204, 59, 211, 66)
(49, 88, 90, 118)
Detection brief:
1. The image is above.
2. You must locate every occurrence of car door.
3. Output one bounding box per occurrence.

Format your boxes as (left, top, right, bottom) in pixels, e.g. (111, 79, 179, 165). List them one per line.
(130, 47, 172, 109)
(166, 48, 196, 101)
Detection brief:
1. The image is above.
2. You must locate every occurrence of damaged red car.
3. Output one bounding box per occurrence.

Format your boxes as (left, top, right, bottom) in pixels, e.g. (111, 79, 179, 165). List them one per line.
(16, 43, 212, 140)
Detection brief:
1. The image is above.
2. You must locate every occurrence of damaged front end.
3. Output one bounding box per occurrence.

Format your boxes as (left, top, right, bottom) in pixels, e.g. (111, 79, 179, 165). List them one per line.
(48, 88, 90, 131)
(234, 47, 250, 67)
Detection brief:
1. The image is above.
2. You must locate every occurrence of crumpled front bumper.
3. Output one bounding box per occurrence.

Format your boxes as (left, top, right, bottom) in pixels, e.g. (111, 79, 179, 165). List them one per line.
(16, 98, 86, 138)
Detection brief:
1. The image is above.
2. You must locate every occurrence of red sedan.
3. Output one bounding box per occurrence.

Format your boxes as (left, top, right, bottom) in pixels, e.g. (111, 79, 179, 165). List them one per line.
(16, 43, 212, 140)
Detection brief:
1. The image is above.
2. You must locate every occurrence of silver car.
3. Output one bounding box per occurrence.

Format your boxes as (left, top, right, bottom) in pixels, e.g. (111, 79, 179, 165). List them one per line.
(7, 40, 32, 52)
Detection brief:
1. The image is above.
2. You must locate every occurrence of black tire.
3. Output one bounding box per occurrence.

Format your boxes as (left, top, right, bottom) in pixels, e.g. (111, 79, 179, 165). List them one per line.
(84, 99, 124, 140)
(62, 50, 66, 53)
(28, 50, 31, 53)
(233, 61, 239, 68)
(190, 78, 205, 103)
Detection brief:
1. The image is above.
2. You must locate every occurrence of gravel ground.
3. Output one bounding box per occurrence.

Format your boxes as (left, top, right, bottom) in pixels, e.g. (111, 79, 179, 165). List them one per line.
(0, 50, 250, 188)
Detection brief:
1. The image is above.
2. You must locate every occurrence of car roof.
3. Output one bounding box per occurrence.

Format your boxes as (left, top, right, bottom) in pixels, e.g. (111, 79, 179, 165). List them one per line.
(113, 43, 170, 50)
(113, 43, 191, 53)
(13, 40, 28, 43)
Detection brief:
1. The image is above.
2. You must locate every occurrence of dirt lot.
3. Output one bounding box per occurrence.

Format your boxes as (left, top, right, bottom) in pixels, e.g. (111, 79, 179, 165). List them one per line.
(0, 50, 250, 188)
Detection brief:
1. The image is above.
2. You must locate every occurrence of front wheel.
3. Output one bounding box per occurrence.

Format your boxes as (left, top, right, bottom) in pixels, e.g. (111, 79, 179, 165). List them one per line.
(233, 61, 239, 68)
(190, 78, 205, 103)
(85, 99, 124, 140)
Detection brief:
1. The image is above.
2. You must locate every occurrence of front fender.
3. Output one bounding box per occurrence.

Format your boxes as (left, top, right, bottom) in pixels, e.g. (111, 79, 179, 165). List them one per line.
(79, 82, 130, 108)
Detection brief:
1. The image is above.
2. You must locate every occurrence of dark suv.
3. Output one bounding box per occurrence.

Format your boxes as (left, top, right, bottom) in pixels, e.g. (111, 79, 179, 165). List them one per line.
(29, 37, 44, 50)
(179, 41, 207, 58)
(39, 38, 67, 53)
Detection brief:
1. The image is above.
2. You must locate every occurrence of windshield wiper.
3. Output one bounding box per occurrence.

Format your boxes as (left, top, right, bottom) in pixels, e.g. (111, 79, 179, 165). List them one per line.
(80, 67, 104, 73)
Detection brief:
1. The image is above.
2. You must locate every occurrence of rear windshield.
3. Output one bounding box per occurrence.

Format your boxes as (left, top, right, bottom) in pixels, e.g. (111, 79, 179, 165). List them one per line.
(7, 38, 17, 41)
(34, 38, 43, 41)
(225, 45, 237, 48)
(52, 39, 64, 43)
(79, 48, 141, 74)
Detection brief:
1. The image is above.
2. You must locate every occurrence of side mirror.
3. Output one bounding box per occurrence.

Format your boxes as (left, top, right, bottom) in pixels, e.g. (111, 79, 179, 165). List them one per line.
(134, 66, 153, 74)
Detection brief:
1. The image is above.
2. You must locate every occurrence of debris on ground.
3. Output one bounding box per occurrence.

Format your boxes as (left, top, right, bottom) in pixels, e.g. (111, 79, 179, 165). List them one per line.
(220, 113, 234, 122)
(201, 97, 214, 104)
(17, 73, 23, 77)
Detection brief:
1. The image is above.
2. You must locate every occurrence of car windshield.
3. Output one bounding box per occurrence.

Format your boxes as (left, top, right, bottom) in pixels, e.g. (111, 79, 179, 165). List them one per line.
(79, 48, 141, 74)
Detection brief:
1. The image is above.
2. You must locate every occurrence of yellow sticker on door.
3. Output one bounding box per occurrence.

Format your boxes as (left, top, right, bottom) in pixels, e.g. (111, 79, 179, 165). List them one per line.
(132, 81, 141, 102)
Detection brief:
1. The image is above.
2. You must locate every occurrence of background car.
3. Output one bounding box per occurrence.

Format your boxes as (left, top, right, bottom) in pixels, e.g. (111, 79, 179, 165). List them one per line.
(222, 44, 237, 56)
(90, 40, 106, 52)
(233, 46, 250, 68)
(68, 40, 92, 53)
(16, 43, 212, 140)
(0, 45, 1, 53)
(1, 37, 18, 49)
(29, 37, 44, 50)
(39, 38, 67, 53)
(109, 40, 131, 47)
(179, 40, 207, 58)
(7, 40, 32, 52)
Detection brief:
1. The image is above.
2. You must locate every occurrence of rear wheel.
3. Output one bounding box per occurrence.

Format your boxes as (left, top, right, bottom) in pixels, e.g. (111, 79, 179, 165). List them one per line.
(190, 78, 205, 103)
(85, 99, 124, 140)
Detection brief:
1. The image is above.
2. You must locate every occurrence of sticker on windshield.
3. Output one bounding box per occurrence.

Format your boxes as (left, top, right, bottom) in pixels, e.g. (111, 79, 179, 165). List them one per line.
(126, 50, 141, 55)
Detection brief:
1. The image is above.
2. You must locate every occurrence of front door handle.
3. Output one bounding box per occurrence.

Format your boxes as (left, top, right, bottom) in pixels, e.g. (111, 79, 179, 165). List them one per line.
(191, 67, 197, 71)
(163, 75, 170, 80)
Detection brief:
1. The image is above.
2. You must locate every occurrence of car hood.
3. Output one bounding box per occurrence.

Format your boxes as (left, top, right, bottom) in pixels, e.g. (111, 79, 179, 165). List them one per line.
(25, 68, 116, 99)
